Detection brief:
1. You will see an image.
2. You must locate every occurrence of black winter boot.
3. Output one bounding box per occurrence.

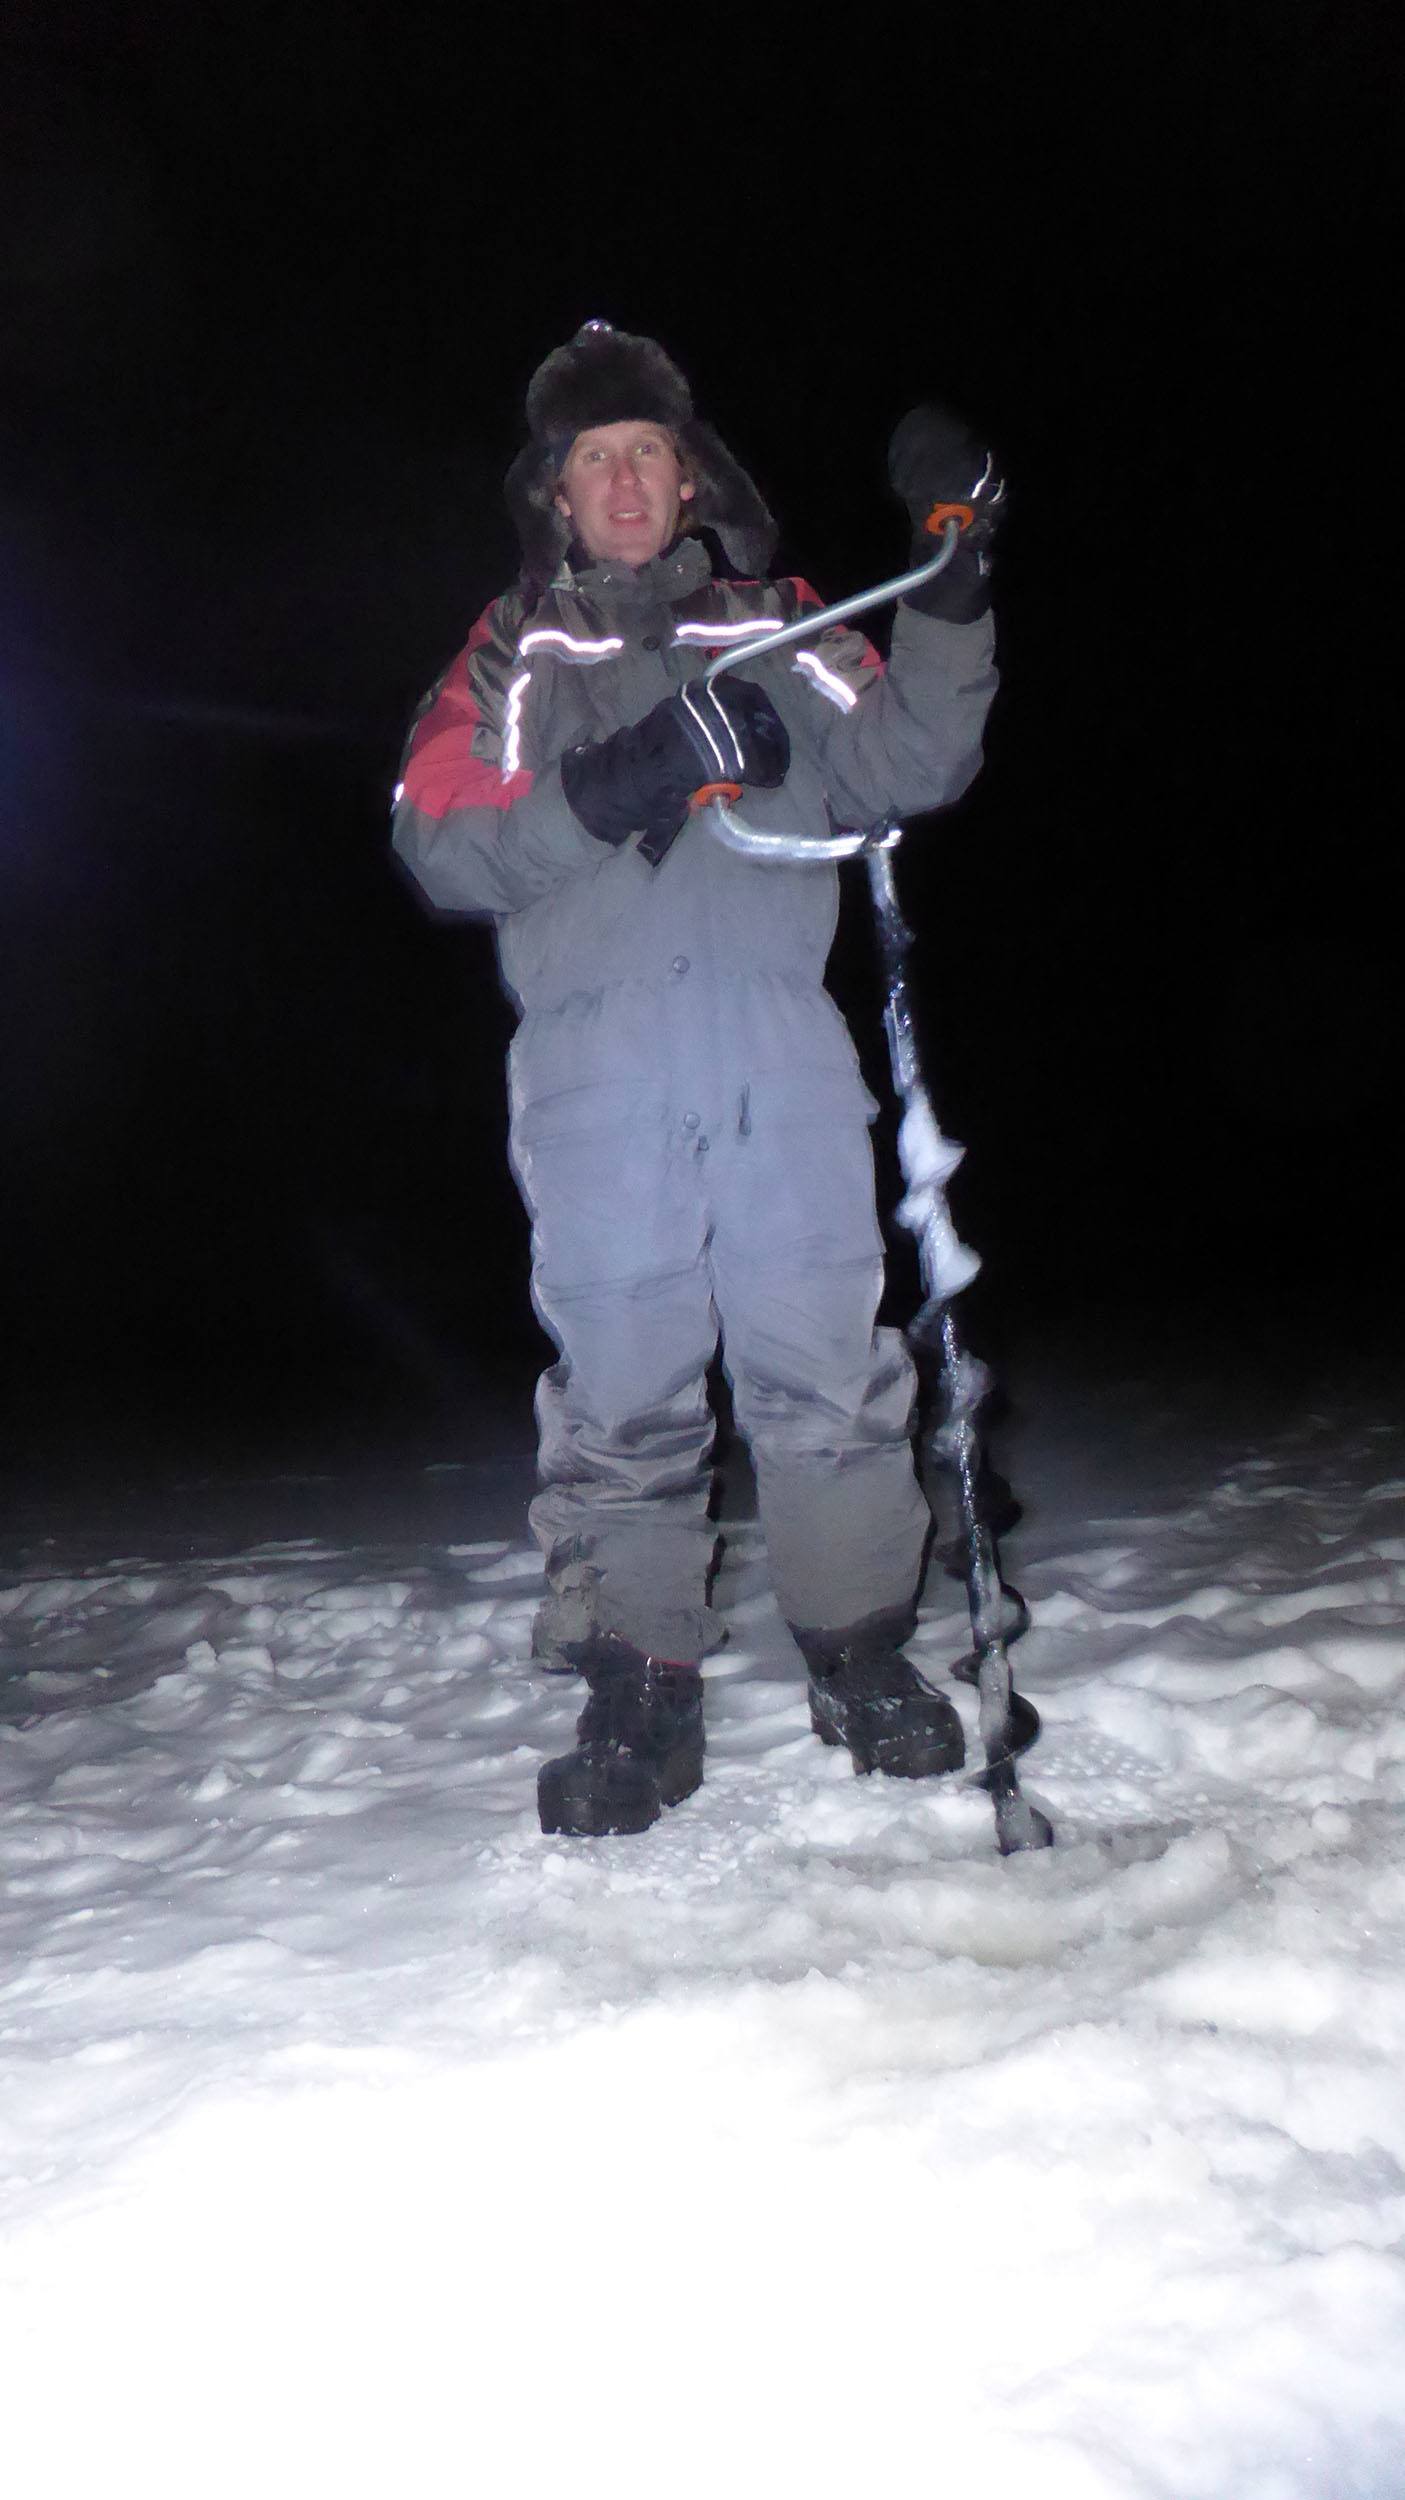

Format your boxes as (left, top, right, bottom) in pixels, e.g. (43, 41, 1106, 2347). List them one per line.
(537, 1636, 705, 1837)
(793, 1611, 966, 1780)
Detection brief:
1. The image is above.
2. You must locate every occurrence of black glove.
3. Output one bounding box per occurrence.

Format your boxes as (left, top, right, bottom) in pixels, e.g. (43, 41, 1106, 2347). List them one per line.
(888, 403, 1007, 623)
(560, 676, 790, 866)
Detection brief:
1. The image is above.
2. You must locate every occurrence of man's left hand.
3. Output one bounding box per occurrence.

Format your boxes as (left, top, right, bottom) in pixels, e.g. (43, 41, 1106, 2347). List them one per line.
(888, 403, 1007, 622)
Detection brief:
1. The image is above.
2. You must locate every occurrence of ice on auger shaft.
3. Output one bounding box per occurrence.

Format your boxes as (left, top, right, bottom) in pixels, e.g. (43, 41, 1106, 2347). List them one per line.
(864, 840, 1053, 1854)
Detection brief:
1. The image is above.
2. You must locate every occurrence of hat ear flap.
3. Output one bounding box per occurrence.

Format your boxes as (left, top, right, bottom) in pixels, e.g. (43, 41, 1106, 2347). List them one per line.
(682, 420, 778, 578)
(505, 443, 570, 587)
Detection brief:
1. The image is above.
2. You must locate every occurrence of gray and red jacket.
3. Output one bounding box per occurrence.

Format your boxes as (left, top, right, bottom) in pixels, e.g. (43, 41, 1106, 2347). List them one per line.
(392, 535, 997, 1139)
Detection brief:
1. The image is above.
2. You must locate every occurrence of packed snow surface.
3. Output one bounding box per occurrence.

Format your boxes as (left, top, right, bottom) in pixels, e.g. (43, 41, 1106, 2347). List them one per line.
(3, 1362, 1404, 2498)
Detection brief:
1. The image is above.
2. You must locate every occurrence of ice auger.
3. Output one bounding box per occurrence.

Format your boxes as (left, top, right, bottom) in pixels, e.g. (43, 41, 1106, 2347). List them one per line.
(685, 522, 1054, 1857)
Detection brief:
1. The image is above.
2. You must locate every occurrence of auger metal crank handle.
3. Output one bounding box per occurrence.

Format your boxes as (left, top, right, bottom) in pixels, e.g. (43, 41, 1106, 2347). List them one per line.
(684, 517, 964, 861)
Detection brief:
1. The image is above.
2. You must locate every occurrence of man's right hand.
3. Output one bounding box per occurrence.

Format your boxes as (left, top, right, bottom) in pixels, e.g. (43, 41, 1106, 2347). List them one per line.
(561, 677, 790, 861)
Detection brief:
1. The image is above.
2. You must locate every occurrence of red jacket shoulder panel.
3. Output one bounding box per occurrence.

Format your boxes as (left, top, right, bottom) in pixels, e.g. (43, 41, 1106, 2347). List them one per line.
(400, 596, 535, 820)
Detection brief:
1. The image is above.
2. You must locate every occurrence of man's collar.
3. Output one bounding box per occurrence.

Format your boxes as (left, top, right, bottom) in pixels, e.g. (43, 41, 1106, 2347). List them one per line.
(555, 534, 714, 603)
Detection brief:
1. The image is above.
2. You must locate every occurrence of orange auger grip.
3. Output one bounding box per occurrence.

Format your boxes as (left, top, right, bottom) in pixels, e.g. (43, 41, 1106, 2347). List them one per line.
(924, 501, 977, 536)
(688, 780, 745, 811)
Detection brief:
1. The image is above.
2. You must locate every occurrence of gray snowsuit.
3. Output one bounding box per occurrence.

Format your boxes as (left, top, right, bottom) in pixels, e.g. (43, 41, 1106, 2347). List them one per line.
(392, 533, 997, 1662)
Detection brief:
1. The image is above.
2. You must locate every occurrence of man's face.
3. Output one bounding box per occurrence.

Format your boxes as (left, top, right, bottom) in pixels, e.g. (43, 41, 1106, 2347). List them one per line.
(554, 420, 695, 567)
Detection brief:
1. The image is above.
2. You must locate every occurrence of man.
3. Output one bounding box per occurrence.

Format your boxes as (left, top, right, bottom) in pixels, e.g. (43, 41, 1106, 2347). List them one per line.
(392, 321, 1004, 1837)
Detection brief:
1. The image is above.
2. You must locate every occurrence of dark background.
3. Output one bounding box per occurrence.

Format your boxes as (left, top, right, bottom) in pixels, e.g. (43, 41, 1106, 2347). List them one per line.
(2, 0, 1398, 1496)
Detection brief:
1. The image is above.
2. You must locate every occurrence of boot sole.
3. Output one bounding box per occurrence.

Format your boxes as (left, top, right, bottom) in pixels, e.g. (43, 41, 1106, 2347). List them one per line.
(538, 1774, 661, 1837)
(810, 1696, 966, 1780)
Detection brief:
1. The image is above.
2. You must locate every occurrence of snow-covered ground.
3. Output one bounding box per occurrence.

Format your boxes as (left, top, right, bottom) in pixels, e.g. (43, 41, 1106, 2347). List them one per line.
(3, 1352, 1404, 2500)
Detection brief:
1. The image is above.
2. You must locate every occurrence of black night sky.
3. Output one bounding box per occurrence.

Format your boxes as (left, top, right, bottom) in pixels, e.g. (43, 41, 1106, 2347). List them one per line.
(2, 2, 1398, 1495)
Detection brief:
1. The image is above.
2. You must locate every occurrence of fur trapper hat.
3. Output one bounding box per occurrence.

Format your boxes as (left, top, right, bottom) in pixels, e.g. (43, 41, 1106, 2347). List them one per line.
(505, 320, 778, 583)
